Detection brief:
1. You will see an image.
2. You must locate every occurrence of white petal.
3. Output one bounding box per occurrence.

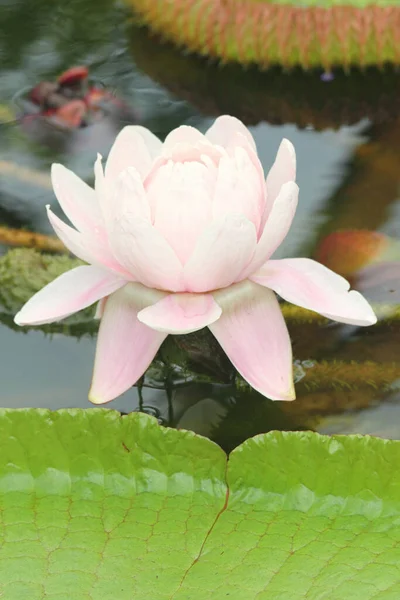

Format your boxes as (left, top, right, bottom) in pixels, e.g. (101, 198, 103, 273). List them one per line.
(89, 283, 167, 404)
(47, 207, 129, 276)
(94, 297, 107, 320)
(251, 258, 377, 326)
(205, 115, 257, 153)
(15, 266, 125, 325)
(148, 161, 214, 263)
(162, 125, 207, 151)
(131, 125, 163, 159)
(210, 280, 294, 400)
(241, 181, 299, 278)
(110, 217, 185, 291)
(112, 168, 151, 222)
(264, 138, 296, 219)
(212, 147, 264, 233)
(51, 164, 103, 234)
(105, 126, 156, 181)
(184, 215, 257, 292)
(138, 293, 221, 334)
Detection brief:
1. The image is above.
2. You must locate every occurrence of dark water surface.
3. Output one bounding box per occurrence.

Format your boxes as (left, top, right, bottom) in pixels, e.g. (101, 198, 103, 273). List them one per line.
(1, 0, 400, 451)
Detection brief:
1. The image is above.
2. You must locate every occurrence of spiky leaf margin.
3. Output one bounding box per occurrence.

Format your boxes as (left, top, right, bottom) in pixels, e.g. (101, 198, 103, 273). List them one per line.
(128, 0, 400, 68)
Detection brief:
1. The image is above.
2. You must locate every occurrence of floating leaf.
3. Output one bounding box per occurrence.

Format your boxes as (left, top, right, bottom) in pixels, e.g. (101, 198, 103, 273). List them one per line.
(127, 0, 400, 69)
(0, 226, 66, 254)
(0, 409, 399, 599)
(130, 24, 400, 131)
(0, 105, 16, 124)
(0, 249, 82, 314)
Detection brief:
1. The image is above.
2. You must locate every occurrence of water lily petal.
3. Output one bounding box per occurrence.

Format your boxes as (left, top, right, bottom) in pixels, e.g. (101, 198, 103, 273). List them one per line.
(264, 138, 296, 219)
(170, 141, 223, 164)
(146, 142, 222, 194)
(47, 207, 128, 275)
(184, 214, 257, 292)
(212, 147, 264, 233)
(210, 280, 294, 400)
(94, 297, 107, 320)
(94, 153, 108, 216)
(112, 168, 151, 222)
(110, 217, 185, 291)
(226, 136, 267, 232)
(162, 125, 207, 151)
(241, 181, 299, 278)
(14, 266, 125, 326)
(89, 284, 167, 404)
(205, 115, 257, 153)
(138, 293, 221, 334)
(131, 125, 163, 159)
(51, 164, 103, 235)
(46, 207, 107, 264)
(95, 154, 125, 226)
(251, 258, 377, 326)
(148, 161, 214, 263)
(105, 126, 155, 181)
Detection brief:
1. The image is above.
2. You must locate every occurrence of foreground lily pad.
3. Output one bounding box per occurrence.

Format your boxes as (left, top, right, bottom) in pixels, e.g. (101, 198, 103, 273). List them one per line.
(0, 409, 399, 599)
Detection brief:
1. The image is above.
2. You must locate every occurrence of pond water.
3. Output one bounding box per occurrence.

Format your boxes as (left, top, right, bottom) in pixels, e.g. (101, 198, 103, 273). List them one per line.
(1, 0, 400, 451)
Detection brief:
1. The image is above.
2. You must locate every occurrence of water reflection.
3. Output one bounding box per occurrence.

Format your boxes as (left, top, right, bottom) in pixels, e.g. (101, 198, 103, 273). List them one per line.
(0, 0, 199, 231)
(316, 230, 400, 304)
(129, 25, 400, 130)
(135, 362, 308, 453)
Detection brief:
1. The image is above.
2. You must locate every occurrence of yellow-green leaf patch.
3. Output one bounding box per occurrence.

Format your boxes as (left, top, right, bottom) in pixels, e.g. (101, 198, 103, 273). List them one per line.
(0, 409, 399, 599)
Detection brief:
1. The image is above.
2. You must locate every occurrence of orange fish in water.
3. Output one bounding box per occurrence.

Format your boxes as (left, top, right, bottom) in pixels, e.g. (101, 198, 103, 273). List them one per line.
(57, 65, 89, 87)
(25, 65, 136, 129)
(49, 100, 87, 128)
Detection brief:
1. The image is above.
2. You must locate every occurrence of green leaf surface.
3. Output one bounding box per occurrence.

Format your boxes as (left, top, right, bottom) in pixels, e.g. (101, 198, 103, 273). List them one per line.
(128, 0, 400, 69)
(0, 409, 400, 599)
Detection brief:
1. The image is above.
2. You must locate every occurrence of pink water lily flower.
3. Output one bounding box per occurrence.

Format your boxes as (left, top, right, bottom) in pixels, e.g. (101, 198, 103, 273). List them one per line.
(15, 116, 377, 403)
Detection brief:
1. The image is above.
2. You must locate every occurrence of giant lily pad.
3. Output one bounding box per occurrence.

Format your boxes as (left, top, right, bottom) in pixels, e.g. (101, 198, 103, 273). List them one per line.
(129, 24, 400, 130)
(127, 0, 400, 69)
(0, 409, 400, 599)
